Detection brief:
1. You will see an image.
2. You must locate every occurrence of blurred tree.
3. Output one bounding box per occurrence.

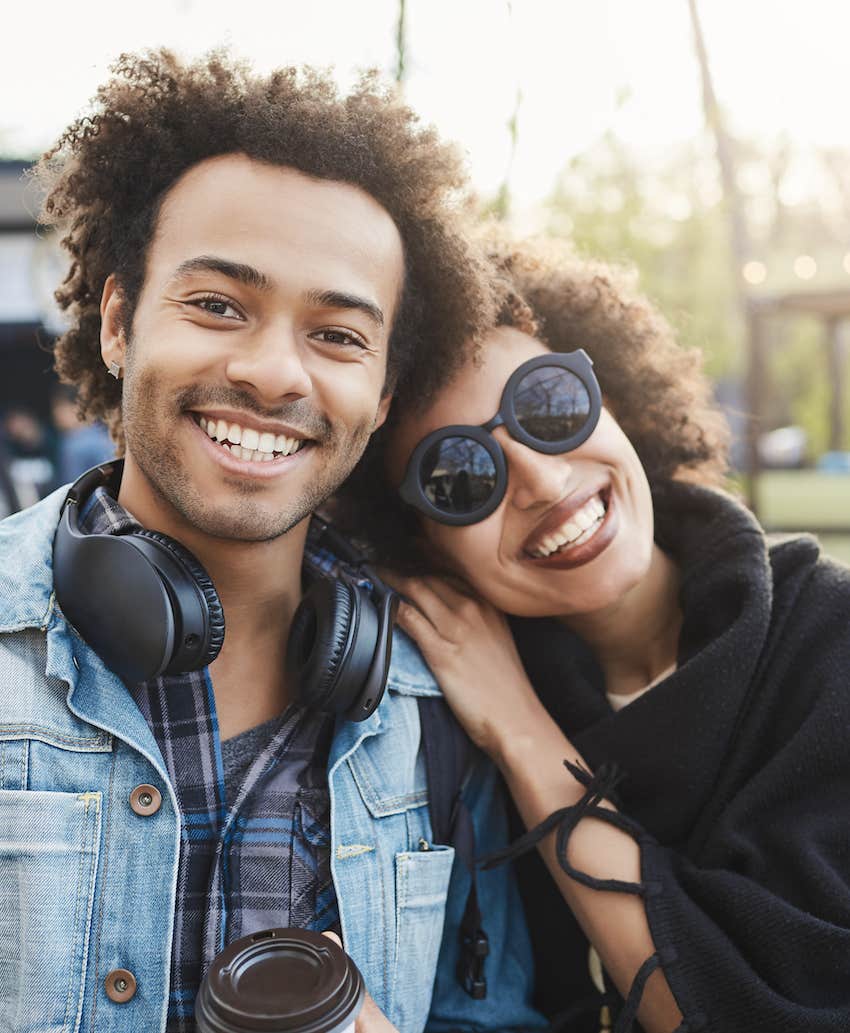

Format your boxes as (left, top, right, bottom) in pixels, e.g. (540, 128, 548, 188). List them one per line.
(489, 2, 521, 222)
(545, 134, 738, 378)
(395, 0, 407, 86)
(491, 86, 522, 222)
(538, 130, 850, 460)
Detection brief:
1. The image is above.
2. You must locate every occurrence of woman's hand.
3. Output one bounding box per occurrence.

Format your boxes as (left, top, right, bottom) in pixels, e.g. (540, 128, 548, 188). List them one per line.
(381, 572, 551, 759)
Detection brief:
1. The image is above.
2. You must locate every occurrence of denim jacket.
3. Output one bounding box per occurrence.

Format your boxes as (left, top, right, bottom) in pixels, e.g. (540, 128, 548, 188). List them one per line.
(0, 488, 547, 1033)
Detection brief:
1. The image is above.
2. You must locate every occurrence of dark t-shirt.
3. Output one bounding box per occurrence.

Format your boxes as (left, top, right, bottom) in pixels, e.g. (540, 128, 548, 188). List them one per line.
(221, 716, 283, 807)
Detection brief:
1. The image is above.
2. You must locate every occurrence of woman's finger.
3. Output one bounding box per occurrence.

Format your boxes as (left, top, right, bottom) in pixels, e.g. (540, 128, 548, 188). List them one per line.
(395, 598, 448, 663)
(383, 573, 462, 640)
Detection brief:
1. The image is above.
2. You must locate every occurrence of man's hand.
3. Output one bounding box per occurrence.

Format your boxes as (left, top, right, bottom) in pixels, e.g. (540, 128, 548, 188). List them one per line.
(322, 932, 399, 1032)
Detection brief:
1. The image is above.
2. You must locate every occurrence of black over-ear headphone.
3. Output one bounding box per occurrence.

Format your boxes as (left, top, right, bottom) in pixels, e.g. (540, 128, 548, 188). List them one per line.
(53, 461, 398, 722)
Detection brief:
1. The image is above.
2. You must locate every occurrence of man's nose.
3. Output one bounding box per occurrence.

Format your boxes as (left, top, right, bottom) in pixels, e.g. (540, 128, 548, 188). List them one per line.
(224, 322, 312, 403)
(499, 432, 572, 511)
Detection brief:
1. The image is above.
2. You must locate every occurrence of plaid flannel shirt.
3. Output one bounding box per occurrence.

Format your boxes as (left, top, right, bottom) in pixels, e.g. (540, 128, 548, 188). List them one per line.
(81, 488, 338, 1032)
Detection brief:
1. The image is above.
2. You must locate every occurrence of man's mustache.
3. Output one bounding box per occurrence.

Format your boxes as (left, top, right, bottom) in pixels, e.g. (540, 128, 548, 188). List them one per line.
(175, 386, 333, 440)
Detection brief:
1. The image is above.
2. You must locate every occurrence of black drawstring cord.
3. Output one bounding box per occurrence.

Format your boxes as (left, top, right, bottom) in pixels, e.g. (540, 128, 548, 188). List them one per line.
(478, 758, 673, 1033)
(546, 957, 695, 1033)
(478, 801, 575, 871)
(479, 759, 622, 870)
(612, 952, 660, 1032)
(480, 760, 642, 896)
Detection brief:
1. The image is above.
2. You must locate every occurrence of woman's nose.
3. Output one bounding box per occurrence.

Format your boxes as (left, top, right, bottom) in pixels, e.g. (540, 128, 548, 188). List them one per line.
(225, 323, 313, 403)
(500, 432, 572, 511)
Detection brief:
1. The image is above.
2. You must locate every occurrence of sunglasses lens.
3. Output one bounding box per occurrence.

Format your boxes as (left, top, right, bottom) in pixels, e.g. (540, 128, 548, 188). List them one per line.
(515, 365, 592, 443)
(420, 436, 497, 515)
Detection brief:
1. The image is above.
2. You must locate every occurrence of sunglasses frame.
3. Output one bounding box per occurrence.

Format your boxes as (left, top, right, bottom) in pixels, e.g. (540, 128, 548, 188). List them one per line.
(399, 350, 602, 526)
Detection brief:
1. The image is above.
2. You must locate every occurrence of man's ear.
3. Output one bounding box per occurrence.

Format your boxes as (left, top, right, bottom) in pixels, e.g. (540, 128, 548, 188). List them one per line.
(373, 392, 393, 432)
(100, 275, 127, 371)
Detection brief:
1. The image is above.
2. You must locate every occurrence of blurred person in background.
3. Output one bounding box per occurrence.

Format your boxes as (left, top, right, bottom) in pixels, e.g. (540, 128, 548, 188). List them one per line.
(335, 235, 850, 1033)
(0, 429, 21, 518)
(49, 382, 114, 487)
(2, 402, 55, 505)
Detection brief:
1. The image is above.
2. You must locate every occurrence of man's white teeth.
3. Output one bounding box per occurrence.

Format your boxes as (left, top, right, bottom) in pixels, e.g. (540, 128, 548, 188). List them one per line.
(198, 416, 304, 460)
(530, 494, 606, 558)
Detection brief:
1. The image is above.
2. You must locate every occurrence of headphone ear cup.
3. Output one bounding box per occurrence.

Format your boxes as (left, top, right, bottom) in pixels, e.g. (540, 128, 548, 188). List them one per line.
(287, 578, 355, 713)
(133, 529, 225, 669)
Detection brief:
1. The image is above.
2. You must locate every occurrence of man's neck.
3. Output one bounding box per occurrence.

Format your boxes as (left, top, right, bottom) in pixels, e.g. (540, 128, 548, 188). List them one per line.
(117, 468, 311, 740)
(206, 547, 306, 740)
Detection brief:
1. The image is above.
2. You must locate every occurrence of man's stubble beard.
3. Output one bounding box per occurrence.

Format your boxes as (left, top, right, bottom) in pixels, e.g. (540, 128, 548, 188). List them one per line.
(121, 363, 375, 543)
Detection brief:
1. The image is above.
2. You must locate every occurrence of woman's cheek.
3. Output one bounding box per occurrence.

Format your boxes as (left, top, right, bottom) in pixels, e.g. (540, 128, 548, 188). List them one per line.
(427, 523, 497, 585)
(417, 526, 463, 583)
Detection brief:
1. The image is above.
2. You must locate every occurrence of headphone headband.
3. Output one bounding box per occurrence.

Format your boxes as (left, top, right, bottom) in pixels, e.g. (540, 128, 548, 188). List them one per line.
(53, 462, 396, 721)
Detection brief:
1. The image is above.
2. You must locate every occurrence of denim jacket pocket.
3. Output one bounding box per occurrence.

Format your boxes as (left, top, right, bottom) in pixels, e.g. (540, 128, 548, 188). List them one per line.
(0, 788, 101, 1033)
(392, 845, 455, 1033)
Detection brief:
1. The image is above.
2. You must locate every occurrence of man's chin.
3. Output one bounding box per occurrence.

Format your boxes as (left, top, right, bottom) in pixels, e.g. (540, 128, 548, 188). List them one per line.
(185, 504, 311, 544)
(129, 433, 359, 545)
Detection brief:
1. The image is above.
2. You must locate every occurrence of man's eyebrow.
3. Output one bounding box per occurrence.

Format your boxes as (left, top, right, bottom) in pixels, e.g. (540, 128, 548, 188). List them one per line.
(170, 255, 273, 292)
(304, 288, 385, 328)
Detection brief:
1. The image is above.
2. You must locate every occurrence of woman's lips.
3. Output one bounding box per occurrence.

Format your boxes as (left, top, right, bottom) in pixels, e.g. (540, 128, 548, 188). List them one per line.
(523, 489, 618, 570)
(521, 484, 609, 554)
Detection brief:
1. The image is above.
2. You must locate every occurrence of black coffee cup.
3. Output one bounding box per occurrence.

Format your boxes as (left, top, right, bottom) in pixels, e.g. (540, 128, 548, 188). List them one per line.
(195, 927, 365, 1033)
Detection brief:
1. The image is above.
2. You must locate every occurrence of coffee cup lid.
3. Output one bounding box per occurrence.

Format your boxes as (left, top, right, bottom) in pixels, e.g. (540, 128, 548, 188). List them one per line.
(195, 928, 365, 1033)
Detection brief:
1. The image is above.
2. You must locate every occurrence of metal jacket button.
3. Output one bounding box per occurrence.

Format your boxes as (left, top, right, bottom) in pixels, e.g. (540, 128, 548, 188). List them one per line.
(129, 784, 162, 816)
(105, 968, 137, 1003)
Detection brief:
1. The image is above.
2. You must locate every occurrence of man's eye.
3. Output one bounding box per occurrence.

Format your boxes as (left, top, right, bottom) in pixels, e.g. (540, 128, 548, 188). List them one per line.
(192, 295, 243, 320)
(313, 328, 366, 349)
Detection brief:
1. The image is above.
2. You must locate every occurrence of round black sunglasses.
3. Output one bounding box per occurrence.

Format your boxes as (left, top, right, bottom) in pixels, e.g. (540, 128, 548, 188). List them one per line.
(399, 350, 602, 526)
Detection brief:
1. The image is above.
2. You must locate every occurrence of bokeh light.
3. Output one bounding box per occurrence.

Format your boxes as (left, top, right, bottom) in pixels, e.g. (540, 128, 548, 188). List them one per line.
(742, 261, 767, 285)
(793, 255, 817, 280)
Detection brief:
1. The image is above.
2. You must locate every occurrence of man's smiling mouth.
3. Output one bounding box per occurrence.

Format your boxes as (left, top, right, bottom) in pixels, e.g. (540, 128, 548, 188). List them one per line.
(193, 414, 308, 463)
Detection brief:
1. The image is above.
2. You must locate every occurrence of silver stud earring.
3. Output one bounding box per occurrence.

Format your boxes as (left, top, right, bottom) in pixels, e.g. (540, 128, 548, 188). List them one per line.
(108, 361, 122, 380)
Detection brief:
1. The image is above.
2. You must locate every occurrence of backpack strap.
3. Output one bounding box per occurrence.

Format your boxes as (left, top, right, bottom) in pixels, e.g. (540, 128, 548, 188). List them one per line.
(417, 695, 489, 1000)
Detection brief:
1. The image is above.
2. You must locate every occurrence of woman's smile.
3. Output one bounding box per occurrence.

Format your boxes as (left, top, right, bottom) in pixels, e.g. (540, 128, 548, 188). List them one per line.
(521, 485, 619, 571)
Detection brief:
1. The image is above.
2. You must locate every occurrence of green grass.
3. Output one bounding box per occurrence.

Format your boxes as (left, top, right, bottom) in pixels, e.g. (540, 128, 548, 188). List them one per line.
(732, 470, 850, 566)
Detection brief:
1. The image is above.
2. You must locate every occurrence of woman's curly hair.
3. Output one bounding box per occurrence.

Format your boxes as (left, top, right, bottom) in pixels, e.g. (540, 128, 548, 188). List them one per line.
(333, 231, 730, 571)
(33, 49, 495, 446)
(491, 233, 730, 488)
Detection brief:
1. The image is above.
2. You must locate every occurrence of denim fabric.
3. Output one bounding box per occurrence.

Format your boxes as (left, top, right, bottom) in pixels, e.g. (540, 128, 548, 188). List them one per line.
(79, 482, 340, 1030)
(0, 488, 548, 1033)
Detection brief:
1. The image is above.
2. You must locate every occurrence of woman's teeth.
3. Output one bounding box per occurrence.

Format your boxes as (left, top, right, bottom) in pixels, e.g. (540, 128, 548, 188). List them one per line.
(529, 494, 606, 558)
(198, 416, 304, 462)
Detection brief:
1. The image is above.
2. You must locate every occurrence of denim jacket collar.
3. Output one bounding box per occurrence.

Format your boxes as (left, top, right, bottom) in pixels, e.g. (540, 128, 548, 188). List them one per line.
(1, 487, 441, 765)
(0, 484, 66, 633)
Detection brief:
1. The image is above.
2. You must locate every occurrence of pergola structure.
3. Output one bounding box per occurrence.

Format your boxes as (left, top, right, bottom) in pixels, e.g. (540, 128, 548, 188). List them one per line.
(745, 287, 850, 519)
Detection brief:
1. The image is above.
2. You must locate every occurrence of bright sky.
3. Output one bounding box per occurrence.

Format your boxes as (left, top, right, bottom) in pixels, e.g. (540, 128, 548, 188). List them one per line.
(2, 0, 847, 214)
